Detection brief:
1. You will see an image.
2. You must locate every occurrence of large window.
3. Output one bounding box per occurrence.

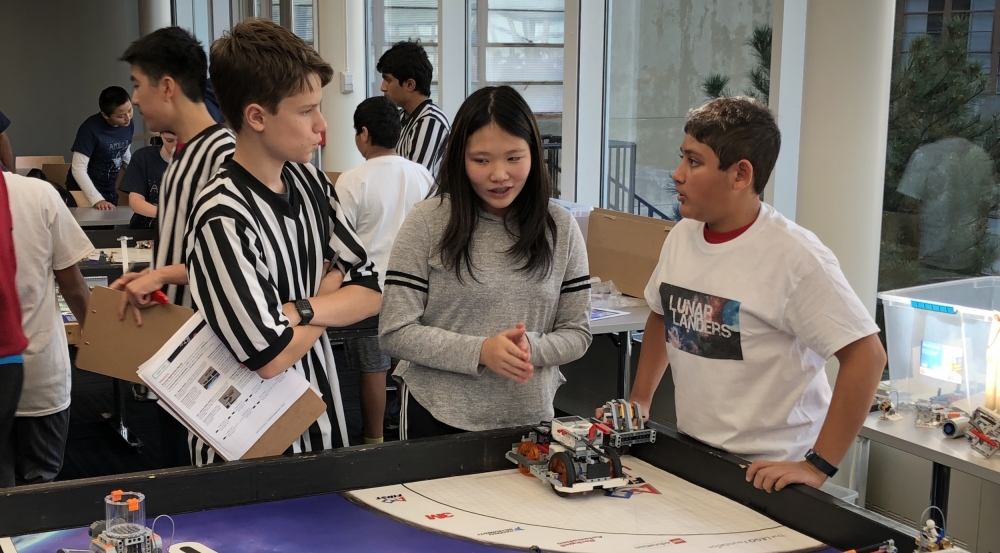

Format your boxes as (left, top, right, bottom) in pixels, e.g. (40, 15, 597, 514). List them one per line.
(879, 1, 1000, 291)
(367, 0, 440, 102)
(175, 0, 233, 56)
(469, 0, 565, 193)
(602, 0, 772, 218)
(251, 0, 314, 45)
(469, 0, 564, 115)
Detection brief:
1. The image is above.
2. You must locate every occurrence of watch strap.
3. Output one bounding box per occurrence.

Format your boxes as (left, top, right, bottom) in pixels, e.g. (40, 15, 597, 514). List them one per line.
(805, 448, 838, 478)
(295, 299, 314, 325)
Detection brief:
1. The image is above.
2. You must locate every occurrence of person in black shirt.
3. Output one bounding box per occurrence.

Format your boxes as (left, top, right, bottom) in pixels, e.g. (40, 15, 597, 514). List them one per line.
(118, 131, 176, 229)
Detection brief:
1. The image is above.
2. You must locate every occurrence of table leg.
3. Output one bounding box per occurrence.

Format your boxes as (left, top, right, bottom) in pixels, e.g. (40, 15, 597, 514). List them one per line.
(929, 462, 950, 528)
(101, 379, 143, 448)
(847, 435, 870, 507)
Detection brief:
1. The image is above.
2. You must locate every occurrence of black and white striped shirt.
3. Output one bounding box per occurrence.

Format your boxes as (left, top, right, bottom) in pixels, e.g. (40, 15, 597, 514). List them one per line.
(185, 159, 379, 456)
(154, 124, 235, 307)
(397, 99, 450, 178)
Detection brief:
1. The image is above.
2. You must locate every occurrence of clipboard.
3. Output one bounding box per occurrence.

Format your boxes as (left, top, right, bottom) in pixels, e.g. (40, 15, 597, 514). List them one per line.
(76, 286, 194, 384)
(76, 286, 328, 460)
(157, 389, 327, 461)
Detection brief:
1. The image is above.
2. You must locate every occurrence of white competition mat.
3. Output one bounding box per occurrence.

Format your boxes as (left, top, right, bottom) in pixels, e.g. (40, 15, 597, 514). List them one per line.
(348, 456, 825, 552)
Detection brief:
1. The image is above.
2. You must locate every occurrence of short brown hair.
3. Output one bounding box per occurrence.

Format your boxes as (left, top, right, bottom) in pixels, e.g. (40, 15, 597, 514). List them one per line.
(684, 97, 781, 195)
(210, 18, 333, 133)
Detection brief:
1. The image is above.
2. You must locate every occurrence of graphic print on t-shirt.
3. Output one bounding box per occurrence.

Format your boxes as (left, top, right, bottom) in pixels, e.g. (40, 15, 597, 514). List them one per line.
(659, 283, 743, 360)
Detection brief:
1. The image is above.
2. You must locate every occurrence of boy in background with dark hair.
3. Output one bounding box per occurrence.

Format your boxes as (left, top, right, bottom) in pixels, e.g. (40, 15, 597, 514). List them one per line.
(110, 26, 235, 465)
(376, 40, 450, 176)
(67, 86, 134, 209)
(627, 97, 886, 493)
(337, 96, 434, 444)
(186, 19, 381, 455)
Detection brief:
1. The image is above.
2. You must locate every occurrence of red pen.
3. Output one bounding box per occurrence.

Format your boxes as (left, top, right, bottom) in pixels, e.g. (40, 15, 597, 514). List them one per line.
(150, 290, 169, 306)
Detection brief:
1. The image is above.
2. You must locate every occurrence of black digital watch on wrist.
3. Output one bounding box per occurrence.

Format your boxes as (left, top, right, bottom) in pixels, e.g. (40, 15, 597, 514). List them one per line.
(804, 448, 838, 477)
(295, 299, 314, 325)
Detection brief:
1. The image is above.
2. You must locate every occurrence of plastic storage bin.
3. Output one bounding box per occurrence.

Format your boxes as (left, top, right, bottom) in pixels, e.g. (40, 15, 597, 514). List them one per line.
(878, 277, 1000, 410)
(550, 198, 594, 242)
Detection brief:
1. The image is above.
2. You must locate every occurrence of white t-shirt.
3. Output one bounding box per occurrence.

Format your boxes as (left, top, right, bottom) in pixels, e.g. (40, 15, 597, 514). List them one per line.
(644, 202, 879, 461)
(336, 155, 434, 289)
(6, 172, 94, 416)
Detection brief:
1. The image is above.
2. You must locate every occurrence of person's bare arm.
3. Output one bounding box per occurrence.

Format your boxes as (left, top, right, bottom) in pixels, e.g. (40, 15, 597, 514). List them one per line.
(114, 264, 189, 324)
(747, 333, 886, 492)
(627, 312, 670, 416)
(54, 265, 91, 326)
(255, 324, 327, 379)
(128, 192, 157, 218)
(0, 132, 13, 173)
(302, 284, 381, 328)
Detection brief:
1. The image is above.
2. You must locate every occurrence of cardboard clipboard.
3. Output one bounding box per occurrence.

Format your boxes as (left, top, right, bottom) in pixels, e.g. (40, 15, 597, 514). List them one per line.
(76, 286, 327, 460)
(158, 388, 327, 461)
(75, 286, 194, 384)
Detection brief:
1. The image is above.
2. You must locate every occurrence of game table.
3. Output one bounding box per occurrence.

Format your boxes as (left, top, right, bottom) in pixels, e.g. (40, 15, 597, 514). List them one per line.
(0, 423, 916, 552)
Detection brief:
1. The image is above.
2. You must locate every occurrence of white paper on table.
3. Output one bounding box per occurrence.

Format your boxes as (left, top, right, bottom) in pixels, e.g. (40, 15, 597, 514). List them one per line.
(137, 313, 309, 460)
(590, 307, 629, 321)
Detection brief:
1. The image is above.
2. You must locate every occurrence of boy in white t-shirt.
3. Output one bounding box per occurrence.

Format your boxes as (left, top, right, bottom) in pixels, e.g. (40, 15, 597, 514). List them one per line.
(5, 171, 93, 485)
(630, 97, 886, 492)
(337, 96, 434, 444)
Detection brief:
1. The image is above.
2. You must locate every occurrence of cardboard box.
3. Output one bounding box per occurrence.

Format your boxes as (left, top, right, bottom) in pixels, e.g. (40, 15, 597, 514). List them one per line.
(585, 208, 674, 298)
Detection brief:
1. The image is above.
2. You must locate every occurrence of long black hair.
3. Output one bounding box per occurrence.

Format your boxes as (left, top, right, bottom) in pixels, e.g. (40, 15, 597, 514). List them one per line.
(436, 86, 556, 282)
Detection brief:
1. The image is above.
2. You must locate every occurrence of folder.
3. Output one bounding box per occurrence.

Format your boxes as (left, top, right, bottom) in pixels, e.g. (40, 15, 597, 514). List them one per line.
(75, 286, 327, 460)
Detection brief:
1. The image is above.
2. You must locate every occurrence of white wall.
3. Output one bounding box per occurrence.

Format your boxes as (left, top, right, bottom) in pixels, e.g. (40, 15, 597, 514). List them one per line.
(0, 0, 142, 161)
(316, 0, 366, 172)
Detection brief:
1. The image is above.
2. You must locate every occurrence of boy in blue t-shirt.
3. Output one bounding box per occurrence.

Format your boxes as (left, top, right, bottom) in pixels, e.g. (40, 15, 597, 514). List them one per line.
(118, 131, 176, 229)
(66, 86, 134, 210)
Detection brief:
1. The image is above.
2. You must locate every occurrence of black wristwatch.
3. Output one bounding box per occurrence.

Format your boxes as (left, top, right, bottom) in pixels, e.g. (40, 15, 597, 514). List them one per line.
(804, 448, 838, 478)
(295, 299, 314, 325)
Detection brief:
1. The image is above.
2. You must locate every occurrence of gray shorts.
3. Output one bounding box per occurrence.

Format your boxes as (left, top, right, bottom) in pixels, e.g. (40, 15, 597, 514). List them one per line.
(343, 336, 391, 373)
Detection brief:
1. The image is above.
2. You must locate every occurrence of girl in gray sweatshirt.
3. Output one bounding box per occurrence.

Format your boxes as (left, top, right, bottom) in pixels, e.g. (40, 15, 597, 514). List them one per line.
(378, 86, 593, 439)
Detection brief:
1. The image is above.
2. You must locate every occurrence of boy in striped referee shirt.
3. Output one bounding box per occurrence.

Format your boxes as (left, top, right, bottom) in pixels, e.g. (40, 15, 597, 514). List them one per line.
(184, 19, 381, 456)
(377, 41, 451, 178)
(113, 26, 235, 322)
(112, 26, 236, 465)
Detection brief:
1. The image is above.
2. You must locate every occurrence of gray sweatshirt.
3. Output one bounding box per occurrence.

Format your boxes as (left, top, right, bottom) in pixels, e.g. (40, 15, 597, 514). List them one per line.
(378, 197, 593, 431)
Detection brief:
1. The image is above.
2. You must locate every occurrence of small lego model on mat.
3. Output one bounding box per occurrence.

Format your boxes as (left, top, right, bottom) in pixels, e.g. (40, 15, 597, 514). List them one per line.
(506, 399, 656, 496)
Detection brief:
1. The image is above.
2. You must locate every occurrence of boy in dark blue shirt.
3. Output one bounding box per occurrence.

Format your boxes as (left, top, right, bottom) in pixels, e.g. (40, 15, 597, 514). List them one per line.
(118, 131, 176, 228)
(66, 86, 134, 209)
